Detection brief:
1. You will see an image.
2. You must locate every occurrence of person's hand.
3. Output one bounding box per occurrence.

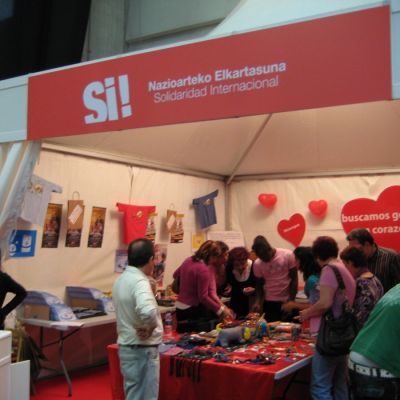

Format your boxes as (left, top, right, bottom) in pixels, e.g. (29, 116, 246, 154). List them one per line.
(135, 325, 155, 340)
(243, 286, 255, 296)
(298, 309, 309, 323)
(223, 284, 232, 297)
(221, 306, 235, 321)
(281, 301, 295, 313)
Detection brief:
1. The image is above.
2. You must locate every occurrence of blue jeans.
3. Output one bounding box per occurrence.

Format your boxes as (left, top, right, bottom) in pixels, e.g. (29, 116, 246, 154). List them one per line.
(118, 345, 160, 400)
(311, 350, 349, 400)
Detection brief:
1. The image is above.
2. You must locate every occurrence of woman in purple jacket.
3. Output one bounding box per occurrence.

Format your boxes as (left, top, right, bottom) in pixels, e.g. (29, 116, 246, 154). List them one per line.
(173, 240, 233, 332)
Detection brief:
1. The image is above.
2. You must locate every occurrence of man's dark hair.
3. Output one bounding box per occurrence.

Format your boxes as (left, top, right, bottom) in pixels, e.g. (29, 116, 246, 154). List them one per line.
(346, 228, 375, 246)
(128, 238, 154, 267)
(252, 235, 275, 262)
(312, 236, 339, 261)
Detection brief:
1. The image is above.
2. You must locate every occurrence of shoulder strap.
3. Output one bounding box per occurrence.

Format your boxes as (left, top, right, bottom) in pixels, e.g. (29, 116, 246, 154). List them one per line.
(327, 264, 346, 290)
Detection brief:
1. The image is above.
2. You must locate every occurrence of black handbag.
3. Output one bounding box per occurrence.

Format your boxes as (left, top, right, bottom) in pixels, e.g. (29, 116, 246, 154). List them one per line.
(316, 265, 359, 356)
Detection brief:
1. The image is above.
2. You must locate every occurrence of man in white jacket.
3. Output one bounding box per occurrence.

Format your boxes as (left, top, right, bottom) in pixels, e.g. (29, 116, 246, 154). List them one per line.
(113, 238, 163, 400)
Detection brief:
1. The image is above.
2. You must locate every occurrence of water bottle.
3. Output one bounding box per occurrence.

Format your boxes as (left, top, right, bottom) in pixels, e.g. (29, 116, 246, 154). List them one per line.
(164, 312, 173, 336)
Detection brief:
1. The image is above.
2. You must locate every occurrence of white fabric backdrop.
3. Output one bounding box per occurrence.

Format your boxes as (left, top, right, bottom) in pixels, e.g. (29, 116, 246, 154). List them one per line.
(230, 174, 400, 250)
(3, 150, 226, 300)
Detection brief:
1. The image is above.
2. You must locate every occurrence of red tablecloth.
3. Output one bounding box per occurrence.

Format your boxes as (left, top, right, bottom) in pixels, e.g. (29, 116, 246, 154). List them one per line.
(107, 340, 313, 400)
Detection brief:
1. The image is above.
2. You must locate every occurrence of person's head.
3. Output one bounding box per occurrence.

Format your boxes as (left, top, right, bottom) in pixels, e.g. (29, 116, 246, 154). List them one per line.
(346, 228, 376, 258)
(226, 247, 250, 274)
(251, 235, 275, 262)
(193, 240, 223, 265)
(312, 236, 339, 266)
(340, 246, 368, 278)
(127, 238, 155, 276)
(214, 241, 229, 268)
(293, 246, 320, 280)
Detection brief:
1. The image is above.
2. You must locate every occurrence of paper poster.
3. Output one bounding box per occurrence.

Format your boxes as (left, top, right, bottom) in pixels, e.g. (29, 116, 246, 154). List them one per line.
(115, 249, 128, 273)
(41, 203, 62, 248)
(166, 209, 177, 232)
(153, 243, 167, 288)
(192, 232, 206, 252)
(88, 207, 106, 248)
(145, 212, 157, 242)
(9, 230, 37, 257)
(170, 214, 184, 243)
(66, 200, 85, 247)
(207, 231, 245, 249)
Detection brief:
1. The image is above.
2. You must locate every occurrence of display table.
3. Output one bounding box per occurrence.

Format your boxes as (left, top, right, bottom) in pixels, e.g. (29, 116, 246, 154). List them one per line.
(20, 314, 117, 397)
(19, 305, 174, 397)
(108, 338, 313, 400)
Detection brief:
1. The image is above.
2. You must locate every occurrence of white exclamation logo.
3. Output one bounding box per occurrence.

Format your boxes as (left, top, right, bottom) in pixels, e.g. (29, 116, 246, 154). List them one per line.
(83, 74, 133, 124)
(119, 75, 132, 118)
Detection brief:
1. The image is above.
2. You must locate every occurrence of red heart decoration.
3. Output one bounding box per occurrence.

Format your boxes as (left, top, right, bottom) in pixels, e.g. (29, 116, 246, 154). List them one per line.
(341, 185, 400, 252)
(308, 200, 328, 217)
(258, 193, 277, 208)
(277, 213, 306, 247)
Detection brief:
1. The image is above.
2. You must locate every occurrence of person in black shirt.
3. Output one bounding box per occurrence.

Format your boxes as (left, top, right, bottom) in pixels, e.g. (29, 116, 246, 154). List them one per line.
(0, 249, 27, 329)
(224, 247, 263, 319)
(347, 228, 400, 293)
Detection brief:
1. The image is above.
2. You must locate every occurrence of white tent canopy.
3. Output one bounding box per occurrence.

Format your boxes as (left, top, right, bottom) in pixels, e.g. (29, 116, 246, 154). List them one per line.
(0, 0, 399, 301)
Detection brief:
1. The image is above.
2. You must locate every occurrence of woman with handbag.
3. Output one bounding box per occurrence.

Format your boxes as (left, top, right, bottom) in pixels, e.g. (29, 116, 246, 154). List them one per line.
(299, 236, 356, 400)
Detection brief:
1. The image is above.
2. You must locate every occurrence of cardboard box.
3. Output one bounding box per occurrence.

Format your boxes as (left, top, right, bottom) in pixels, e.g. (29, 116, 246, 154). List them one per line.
(69, 297, 98, 310)
(24, 304, 50, 320)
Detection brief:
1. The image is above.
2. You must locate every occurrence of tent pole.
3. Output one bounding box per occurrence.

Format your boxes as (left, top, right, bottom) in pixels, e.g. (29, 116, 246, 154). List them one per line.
(225, 114, 273, 186)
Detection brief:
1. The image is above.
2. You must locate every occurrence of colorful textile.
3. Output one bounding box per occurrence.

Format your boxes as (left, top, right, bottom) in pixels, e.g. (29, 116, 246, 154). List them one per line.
(116, 203, 156, 244)
(192, 190, 218, 229)
(20, 175, 62, 226)
(351, 284, 400, 377)
(353, 274, 383, 328)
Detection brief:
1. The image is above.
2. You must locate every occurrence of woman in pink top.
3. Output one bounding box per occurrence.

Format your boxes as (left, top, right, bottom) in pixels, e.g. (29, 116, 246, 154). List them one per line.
(299, 236, 356, 400)
(173, 240, 233, 332)
(251, 235, 298, 322)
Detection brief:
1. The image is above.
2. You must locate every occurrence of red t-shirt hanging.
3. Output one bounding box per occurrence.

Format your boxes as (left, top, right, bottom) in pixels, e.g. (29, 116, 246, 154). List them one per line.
(116, 203, 156, 244)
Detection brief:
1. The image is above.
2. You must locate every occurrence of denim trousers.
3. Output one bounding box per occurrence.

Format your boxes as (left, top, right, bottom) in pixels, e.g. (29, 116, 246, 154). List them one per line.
(118, 345, 160, 400)
(349, 370, 400, 399)
(311, 350, 349, 400)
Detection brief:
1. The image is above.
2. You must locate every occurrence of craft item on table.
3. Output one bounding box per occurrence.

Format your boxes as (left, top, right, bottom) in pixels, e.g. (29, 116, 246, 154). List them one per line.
(169, 350, 215, 382)
(215, 326, 251, 347)
(20, 175, 63, 226)
(214, 353, 276, 365)
(192, 190, 218, 229)
(65, 199, 85, 247)
(116, 203, 156, 244)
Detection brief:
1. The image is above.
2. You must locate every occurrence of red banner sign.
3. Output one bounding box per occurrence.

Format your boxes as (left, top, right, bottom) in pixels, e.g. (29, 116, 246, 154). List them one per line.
(341, 186, 400, 252)
(27, 6, 391, 140)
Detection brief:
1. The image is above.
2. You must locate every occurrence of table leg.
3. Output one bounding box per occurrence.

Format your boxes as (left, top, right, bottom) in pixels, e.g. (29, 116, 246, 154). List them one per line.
(59, 332, 73, 397)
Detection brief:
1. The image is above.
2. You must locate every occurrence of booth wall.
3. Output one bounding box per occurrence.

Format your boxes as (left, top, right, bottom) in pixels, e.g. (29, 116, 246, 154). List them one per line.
(3, 150, 226, 300)
(230, 174, 400, 251)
